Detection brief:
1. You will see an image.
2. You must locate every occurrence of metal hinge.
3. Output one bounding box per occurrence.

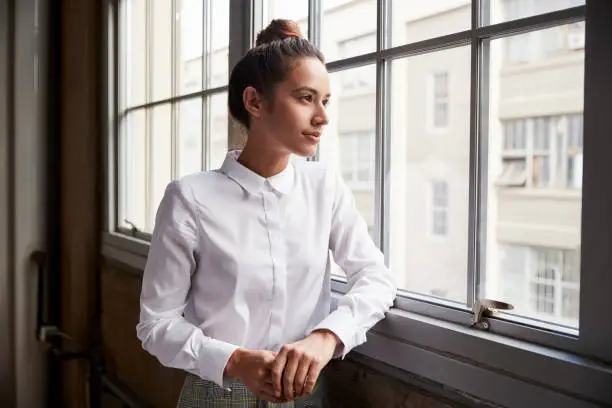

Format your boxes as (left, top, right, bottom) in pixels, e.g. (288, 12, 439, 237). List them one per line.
(470, 299, 514, 330)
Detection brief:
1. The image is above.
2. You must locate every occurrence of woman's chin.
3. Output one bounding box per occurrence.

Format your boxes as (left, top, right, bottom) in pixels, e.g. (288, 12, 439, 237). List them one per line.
(292, 144, 318, 158)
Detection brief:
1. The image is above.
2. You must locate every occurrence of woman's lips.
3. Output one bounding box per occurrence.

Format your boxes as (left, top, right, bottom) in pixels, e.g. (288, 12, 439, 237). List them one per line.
(303, 131, 321, 141)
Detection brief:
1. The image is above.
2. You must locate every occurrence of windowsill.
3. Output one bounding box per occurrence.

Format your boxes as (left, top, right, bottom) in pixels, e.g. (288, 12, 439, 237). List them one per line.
(101, 231, 612, 407)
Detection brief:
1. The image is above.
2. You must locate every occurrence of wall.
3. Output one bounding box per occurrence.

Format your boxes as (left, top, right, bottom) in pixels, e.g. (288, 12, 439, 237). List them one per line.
(0, 0, 15, 405)
(0, 0, 51, 406)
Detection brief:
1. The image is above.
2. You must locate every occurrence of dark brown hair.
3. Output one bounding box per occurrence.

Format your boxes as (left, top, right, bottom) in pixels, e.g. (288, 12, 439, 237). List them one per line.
(228, 19, 325, 128)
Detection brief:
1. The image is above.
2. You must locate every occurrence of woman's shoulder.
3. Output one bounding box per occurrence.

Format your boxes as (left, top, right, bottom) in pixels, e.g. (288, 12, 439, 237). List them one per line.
(168, 169, 227, 200)
(292, 159, 342, 192)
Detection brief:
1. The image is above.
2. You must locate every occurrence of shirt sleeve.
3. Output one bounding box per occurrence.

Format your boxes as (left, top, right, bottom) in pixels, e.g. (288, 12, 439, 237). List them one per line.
(310, 170, 397, 358)
(136, 181, 239, 388)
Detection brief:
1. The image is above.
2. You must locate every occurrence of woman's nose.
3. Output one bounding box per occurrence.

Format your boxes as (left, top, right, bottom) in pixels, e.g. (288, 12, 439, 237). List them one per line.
(313, 105, 329, 126)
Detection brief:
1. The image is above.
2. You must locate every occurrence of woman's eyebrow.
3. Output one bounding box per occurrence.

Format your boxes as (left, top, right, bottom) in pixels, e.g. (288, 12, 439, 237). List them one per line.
(292, 86, 331, 98)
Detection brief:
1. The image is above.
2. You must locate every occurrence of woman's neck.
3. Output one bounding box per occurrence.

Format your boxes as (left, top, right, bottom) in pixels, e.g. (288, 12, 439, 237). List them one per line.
(237, 140, 290, 178)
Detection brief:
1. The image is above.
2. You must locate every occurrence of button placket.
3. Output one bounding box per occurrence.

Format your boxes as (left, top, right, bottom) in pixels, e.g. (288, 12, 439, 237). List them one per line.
(262, 186, 287, 348)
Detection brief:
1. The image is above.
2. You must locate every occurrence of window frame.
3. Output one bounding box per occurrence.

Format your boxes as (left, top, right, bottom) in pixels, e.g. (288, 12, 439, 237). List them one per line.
(112, 0, 233, 238)
(103, 1, 612, 406)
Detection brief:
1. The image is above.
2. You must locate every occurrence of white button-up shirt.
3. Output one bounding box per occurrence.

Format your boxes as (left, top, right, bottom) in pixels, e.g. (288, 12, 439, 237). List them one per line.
(137, 150, 396, 388)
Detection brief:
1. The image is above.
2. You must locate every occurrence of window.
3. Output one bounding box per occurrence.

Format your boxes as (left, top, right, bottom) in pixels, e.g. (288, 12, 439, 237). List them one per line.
(116, 0, 230, 235)
(108, 2, 612, 405)
(430, 181, 449, 237)
(497, 114, 583, 189)
(339, 132, 375, 190)
(431, 72, 449, 130)
(499, 245, 580, 327)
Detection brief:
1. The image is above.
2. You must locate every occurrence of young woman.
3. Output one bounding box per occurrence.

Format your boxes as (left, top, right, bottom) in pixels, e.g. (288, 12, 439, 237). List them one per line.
(137, 19, 396, 408)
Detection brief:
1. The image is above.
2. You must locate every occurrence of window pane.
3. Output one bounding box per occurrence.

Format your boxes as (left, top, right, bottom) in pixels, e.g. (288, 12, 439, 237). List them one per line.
(489, 0, 585, 25)
(151, 0, 172, 101)
(177, 0, 203, 95)
(319, 65, 376, 235)
(207, 92, 229, 170)
(320, 66, 376, 279)
(482, 24, 584, 329)
(177, 98, 203, 178)
(321, 0, 377, 61)
(391, 1, 471, 48)
(261, 0, 308, 39)
(148, 104, 173, 232)
(322, 65, 376, 219)
(119, 110, 146, 231)
(124, 0, 146, 107)
(389, 46, 472, 303)
(208, 1, 229, 88)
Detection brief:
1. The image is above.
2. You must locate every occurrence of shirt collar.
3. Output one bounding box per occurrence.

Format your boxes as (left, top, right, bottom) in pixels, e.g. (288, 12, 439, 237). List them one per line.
(220, 150, 295, 196)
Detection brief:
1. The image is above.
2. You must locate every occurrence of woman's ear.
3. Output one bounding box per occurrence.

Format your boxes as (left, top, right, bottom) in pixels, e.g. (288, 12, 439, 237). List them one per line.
(243, 86, 264, 121)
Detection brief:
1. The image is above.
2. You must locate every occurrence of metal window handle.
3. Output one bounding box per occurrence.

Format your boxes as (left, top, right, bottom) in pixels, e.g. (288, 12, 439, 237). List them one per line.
(124, 219, 139, 236)
(471, 299, 514, 330)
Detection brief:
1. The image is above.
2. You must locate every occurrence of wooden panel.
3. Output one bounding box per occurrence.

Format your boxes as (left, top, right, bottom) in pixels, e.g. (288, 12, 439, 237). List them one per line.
(325, 359, 460, 408)
(60, 0, 99, 406)
(101, 264, 185, 408)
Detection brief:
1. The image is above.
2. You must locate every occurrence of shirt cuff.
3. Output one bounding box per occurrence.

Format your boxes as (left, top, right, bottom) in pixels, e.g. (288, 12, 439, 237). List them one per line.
(197, 338, 240, 389)
(309, 307, 358, 359)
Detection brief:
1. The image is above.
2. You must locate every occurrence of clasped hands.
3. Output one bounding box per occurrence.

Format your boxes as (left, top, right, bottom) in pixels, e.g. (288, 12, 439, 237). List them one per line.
(225, 329, 341, 403)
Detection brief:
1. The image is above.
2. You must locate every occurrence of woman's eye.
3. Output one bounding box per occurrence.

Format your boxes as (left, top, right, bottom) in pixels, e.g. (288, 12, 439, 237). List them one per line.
(322, 99, 330, 107)
(300, 95, 313, 102)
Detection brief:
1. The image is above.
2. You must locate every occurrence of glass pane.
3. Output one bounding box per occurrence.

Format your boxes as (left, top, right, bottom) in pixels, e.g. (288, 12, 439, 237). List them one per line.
(207, 92, 229, 170)
(389, 46, 472, 303)
(124, 0, 146, 107)
(319, 65, 376, 231)
(177, 0, 203, 95)
(321, 0, 377, 61)
(319, 65, 377, 278)
(151, 0, 172, 101)
(261, 0, 309, 39)
(148, 104, 173, 233)
(119, 110, 146, 231)
(391, 1, 471, 47)
(177, 98, 203, 178)
(489, 0, 585, 25)
(208, 1, 229, 88)
(482, 23, 584, 329)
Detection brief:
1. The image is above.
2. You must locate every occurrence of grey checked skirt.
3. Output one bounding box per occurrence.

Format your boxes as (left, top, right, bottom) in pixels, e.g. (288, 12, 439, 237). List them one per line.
(176, 373, 329, 408)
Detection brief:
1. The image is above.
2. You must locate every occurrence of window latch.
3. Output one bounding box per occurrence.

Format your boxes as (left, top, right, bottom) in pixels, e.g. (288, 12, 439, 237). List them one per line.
(471, 299, 514, 330)
(124, 219, 139, 237)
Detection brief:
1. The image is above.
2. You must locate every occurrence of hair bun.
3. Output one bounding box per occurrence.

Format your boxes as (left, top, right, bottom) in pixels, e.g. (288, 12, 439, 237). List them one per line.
(255, 19, 304, 46)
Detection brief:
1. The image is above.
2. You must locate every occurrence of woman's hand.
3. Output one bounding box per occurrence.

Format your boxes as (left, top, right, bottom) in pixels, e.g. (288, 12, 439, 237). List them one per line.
(225, 349, 288, 403)
(270, 330, 341, 401)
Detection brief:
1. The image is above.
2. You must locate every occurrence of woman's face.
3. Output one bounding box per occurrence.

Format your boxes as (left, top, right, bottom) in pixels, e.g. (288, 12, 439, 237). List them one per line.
(247, 57, 331, 158)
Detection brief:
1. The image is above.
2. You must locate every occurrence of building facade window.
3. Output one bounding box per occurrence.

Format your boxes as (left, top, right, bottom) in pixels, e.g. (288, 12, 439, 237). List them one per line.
(497, 114, 583, 189)
(500, 245, 580, 326)
(339, 132, 375, 190)
(430, 71, 449, 130)
(431, 181, 449, 237)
